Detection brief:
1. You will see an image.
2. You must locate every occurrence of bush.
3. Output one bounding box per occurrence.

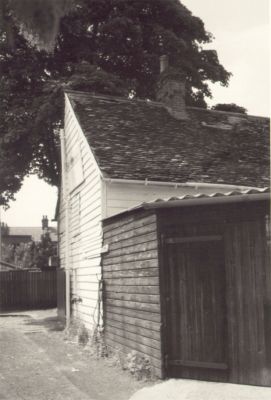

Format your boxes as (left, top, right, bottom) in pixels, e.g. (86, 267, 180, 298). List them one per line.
(125, 350, 152, 380)
(211, 103, 247, 114)
(77, 324, 89, 346)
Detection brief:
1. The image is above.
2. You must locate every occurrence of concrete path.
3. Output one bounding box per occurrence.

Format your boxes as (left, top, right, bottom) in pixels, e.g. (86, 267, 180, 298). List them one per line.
(0, 310, 144, 400)
(129, 378, 271, 400)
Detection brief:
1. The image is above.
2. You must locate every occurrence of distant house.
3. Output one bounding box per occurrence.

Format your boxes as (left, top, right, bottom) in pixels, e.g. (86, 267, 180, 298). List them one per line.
(7, 226, 57, 244)
(1, 217, 58, 269)
(58, 57, 269, 332)
(2, 220, 57, 247)
(2, 232, 32, 246)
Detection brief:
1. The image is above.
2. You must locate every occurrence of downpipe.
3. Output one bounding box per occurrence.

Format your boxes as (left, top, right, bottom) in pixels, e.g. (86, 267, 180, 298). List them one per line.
(60, 128, 71, 328)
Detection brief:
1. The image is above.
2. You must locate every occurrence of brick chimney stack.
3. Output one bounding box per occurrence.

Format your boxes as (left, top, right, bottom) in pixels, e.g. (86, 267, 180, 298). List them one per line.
(42, 215, 49, 230)
(156, 55, 188, 120)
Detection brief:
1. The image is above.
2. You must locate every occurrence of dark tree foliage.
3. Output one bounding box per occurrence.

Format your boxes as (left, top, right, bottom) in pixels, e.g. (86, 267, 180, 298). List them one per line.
(0, 0, 231, 206)
(34, 233, 56, 270)
(0, 0, 74, 51)
(212, 103, 247, 114)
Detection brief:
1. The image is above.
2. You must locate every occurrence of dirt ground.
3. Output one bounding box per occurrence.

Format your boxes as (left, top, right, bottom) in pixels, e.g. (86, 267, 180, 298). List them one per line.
(0, 309, 150, 400)
(2, 309, 271, 400)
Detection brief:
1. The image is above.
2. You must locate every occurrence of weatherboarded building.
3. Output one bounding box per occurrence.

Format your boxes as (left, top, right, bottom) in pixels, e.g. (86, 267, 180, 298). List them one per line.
(57, 58, 269, 384)
(58, 85, 269, 329)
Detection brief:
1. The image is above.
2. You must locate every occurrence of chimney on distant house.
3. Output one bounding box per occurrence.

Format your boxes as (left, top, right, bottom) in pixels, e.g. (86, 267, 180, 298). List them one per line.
(156, 55, 188, 120)
(42, 215, 49, 230)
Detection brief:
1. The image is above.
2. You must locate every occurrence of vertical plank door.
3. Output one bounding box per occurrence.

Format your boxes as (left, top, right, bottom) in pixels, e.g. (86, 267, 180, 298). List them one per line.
(164, 235, 228, 381)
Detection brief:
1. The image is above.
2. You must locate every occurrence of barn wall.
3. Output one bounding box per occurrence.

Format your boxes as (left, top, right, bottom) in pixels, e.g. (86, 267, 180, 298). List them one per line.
(102, 211, 163, 377)
(158, 201, 271, 386)
(59, 95, 103, 330)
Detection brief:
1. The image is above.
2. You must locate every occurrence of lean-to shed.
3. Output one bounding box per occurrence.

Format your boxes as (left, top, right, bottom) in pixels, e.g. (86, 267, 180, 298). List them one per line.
(101, 188, 270, 386)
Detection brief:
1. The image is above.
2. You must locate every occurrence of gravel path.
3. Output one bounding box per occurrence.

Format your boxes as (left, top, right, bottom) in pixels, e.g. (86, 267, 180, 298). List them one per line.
(0, 310, 147, 400)
(2, 310, 271, 400)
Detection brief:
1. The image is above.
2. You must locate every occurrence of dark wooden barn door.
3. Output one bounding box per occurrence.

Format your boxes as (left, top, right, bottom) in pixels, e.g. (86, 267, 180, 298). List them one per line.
(164, 235, 228, 381)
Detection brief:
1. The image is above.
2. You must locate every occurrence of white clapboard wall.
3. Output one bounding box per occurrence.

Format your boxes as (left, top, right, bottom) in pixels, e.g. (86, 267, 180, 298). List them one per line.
(59, 94, 103, 330)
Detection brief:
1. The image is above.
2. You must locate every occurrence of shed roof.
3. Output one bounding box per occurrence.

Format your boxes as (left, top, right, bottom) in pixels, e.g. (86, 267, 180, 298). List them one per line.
(103, 187, 270, 223)
(66, 90, 270, 188)
(141, 187, 270, 209)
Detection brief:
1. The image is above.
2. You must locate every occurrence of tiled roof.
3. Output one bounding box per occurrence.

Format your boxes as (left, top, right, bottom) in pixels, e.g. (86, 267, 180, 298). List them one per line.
(67, 90, 270, 187)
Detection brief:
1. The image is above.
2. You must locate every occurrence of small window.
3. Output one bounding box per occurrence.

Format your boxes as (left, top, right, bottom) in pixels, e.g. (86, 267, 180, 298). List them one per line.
(67, 143, 84, 192)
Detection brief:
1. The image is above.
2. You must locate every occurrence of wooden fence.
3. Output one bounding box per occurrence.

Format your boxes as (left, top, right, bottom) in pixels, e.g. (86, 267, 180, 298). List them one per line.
(0, 270, 57, 311)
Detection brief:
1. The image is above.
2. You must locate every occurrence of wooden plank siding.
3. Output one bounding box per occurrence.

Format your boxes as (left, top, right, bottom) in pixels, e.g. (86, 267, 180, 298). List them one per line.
(102, 211, 163, 377)
(224, 219, 270, 385)
(162, 236, 228, 382)
(158, 201, 271, 386)
(58, 95, 103, 330)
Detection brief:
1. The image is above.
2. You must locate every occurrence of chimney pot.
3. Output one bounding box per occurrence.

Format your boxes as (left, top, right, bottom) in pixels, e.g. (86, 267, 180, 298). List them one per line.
(42, 215, 49, 230)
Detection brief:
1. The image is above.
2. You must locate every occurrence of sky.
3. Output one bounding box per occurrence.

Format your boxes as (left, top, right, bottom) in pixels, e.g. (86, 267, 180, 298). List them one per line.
(1, 0, 270, 227)
(182, 0, 270, 116)
(2, 176, 58, 227)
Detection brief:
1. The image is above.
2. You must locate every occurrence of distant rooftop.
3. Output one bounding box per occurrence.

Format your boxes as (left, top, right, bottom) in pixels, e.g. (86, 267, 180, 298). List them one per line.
(8, 227, 57, 242)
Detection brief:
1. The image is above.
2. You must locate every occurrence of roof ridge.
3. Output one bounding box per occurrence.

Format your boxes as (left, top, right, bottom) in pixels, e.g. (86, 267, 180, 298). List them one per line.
(65, 89, 270, 120)
(65, 89, 163, 108)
